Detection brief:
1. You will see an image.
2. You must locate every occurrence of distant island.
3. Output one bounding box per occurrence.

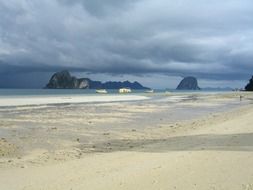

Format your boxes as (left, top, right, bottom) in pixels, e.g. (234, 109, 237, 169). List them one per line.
(176, 76, 201, 90)
(245, 76, 253, 91)
(45, 70, 150, 90)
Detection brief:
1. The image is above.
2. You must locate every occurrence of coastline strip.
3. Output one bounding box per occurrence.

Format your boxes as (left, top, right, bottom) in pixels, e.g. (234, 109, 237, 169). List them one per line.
(0, 95, 149, 107)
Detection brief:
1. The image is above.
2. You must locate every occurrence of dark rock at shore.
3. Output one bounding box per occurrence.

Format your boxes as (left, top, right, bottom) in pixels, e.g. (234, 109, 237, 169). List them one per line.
(46, 70, 149, 89)
(176, 76, 201, 90)
(245, 76, 253, 91)
(45, 70, 84, 89)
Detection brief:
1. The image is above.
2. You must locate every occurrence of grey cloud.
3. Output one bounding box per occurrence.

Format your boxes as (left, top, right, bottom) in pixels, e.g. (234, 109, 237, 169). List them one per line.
(0, 0, 253, 88)
(58, 0, 138, 17)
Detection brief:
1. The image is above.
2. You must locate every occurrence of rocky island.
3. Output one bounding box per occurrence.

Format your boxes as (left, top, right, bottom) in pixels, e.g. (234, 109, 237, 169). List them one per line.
(176, 76, 201, 90)
(245, 76, 253, 91)
(45, 70, 150, 89)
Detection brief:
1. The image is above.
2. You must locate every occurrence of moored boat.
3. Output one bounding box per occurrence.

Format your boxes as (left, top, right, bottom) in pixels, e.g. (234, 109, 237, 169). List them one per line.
(165, 91, 172, 94)
(145, 89, 154, 93)
(119, 88, 132, 93)
(96, 89, 108, 94)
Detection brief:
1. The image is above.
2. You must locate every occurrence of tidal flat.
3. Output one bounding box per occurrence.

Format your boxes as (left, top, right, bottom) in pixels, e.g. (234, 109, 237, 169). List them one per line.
(0, 91, 253, 190)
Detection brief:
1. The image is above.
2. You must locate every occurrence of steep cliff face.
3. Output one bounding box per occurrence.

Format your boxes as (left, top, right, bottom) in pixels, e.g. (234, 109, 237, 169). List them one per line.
(45, 71, 149, 89)
(245, 76, 253, 91)
(45, 71, 85, 89)
(176, 76, 201, 90)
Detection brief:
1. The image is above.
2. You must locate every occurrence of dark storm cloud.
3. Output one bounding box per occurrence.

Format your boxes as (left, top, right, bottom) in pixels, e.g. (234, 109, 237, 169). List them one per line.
(0, 0, 253, 88)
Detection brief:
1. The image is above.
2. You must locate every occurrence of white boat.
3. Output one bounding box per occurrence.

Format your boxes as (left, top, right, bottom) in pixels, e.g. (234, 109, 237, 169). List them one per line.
(145, 89, 154, 93)
(119, 88, 132, 93)
(96, 89, 108, 94)
(165, 91, 172, 94)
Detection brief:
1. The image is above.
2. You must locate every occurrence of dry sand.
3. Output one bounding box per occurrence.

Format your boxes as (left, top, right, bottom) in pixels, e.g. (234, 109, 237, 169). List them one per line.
(1, 92, 253, 190)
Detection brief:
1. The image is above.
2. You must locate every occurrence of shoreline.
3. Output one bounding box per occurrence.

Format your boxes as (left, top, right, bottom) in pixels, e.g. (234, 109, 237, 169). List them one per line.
(0, 94, 149, 107)
(0, 92, 253, 189)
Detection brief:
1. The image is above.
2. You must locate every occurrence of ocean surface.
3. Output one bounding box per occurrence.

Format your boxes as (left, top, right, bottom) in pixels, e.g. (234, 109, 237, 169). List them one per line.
(0, 89, 232, 97)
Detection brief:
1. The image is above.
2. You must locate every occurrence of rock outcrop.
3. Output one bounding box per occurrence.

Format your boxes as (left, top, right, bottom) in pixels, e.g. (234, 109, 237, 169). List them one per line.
(46, 71, 149, 89)
(245, 76, 253, 91)
(45, 70, 86, 89)
(176, 76, 201, 90)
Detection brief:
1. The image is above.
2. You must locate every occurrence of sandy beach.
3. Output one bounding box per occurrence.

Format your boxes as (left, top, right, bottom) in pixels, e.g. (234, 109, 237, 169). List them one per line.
(1, 92, 253, 190)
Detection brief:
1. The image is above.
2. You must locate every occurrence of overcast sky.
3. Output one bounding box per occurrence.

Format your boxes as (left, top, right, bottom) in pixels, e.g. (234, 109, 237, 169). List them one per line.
(0, 0, 253, 88)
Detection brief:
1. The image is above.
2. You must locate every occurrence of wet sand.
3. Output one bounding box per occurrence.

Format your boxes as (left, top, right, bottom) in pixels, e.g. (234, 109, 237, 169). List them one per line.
(0, 92, 253, 190)
(0, 94, 149, 106)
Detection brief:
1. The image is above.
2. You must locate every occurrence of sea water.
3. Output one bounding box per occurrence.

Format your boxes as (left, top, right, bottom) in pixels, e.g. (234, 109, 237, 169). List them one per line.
(0, 88, 235, 107)
(0, 88, 232, 97)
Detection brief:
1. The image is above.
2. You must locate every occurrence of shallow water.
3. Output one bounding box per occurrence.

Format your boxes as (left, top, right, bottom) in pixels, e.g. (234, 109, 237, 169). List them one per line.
(0, 88, 231, 96)
(0, 91, 250, 165)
